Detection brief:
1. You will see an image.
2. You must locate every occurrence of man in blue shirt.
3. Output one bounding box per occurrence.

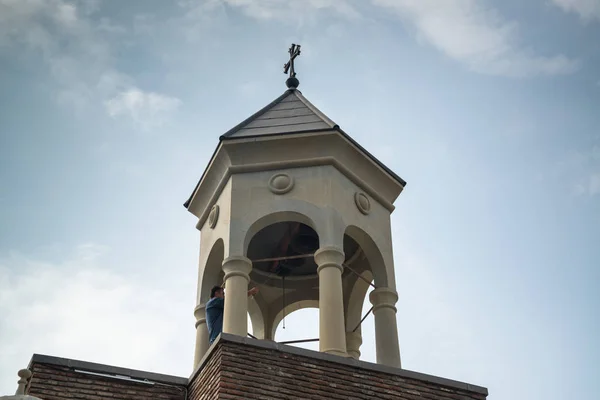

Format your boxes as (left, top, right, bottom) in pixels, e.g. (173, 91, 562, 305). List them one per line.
(206, 285, 259, 344)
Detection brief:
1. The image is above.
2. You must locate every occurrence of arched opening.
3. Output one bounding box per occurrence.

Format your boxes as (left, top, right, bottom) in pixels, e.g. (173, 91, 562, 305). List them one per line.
(342, 225, 391, 362)
(359, 283, 377, 363)
(248, 221, 320, 280)
(199, 239, 225, 305)
(247, 297, 263, 339)
(243, 211, 318, 256)
(246, 220, 321, 324)
(344, 225, 389, 289)
(244, 218, 321, 343)
(346, 269, 373, 332)
(274, 307, 320, 351)
(271, 299, 319, 340)
(247, 314, 254, 337)
(240, 217, 386, 352)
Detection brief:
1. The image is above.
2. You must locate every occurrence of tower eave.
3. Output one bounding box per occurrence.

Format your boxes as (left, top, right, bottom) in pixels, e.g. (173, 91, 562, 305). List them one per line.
(185, 132, 405, 230)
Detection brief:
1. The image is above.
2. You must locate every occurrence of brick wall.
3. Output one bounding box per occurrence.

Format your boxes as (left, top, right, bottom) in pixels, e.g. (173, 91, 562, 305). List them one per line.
(27, 357, 187, 400)
(188, 346, 222, 399)
(24, 335, 487, 400)
(190, 334, 488, 400)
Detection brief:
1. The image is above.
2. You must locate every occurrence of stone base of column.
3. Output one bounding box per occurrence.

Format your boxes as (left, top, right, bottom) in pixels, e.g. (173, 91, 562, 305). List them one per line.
(322, 348, 349, 357)
(346, 331, 362, 360)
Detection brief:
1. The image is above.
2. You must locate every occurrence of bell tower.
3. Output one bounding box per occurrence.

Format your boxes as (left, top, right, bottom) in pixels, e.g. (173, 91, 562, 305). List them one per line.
(16, 44, 486, 400)
(184, 44, 407, 369)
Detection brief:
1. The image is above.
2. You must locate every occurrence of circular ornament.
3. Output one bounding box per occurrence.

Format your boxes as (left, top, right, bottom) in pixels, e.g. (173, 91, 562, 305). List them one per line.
(354, 192, 371, 215)
(268, 173, 294, 195)
(208, 205, 219, 228)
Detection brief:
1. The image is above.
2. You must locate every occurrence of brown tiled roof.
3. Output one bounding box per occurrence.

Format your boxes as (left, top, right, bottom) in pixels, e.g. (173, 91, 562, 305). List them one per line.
(26, 355, 187, 400)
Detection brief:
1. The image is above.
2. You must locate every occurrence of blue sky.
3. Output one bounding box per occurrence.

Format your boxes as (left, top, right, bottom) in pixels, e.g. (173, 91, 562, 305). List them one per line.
(1, 0, 599, 398)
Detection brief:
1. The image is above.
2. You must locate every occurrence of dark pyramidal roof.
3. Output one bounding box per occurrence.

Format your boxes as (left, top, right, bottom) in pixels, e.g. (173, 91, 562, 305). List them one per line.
(220, 88, 337, 139)
(184, 88, 405, 209)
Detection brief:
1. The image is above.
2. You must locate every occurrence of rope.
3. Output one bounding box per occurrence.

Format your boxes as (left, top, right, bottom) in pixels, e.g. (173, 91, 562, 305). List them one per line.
(342, 262, 377, 289)
(282, 275, 286, 329)
(352, 306, 374, 333)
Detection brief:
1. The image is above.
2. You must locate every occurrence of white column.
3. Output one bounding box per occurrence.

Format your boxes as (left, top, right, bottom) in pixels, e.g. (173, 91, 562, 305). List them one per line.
(222, 256, 252, 337)
(346, 329, 362, 360)
(315, 246, 347, 357)
(369, 287, 401, 368)
(193, 304, 209, 368)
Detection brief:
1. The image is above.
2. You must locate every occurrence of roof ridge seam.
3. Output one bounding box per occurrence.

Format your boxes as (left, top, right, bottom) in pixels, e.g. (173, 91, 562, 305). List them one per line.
(292, 91, 337, 128)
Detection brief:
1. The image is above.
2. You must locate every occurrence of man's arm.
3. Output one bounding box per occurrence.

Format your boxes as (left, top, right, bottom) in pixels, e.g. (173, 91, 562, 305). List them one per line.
(248, 287, 259, 297)
(215, 297, 225, 309)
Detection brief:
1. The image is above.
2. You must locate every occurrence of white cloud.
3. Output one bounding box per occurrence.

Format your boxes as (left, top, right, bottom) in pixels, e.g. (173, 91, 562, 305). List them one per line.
(0, 0, 180, 127)
(1, 0, 119, 102)
(371, 0, 579, 77)
(551, 0, 600, 22)
(183, 0, 580, 77)
(0, 244, 193, 394)
(222, 0, 360, 20)
(179, 0, 360, 28)
(53, 1, 78, 26)
(105, 88, 182, 130)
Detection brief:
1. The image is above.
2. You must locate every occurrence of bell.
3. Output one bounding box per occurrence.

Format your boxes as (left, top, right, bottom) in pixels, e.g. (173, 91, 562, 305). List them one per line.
(290, 225, 319, 254)
(275, 262, 292, 277)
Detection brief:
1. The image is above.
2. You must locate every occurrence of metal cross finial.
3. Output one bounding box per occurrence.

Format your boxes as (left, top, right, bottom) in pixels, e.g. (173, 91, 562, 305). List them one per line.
(283, 44, 301, 78)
